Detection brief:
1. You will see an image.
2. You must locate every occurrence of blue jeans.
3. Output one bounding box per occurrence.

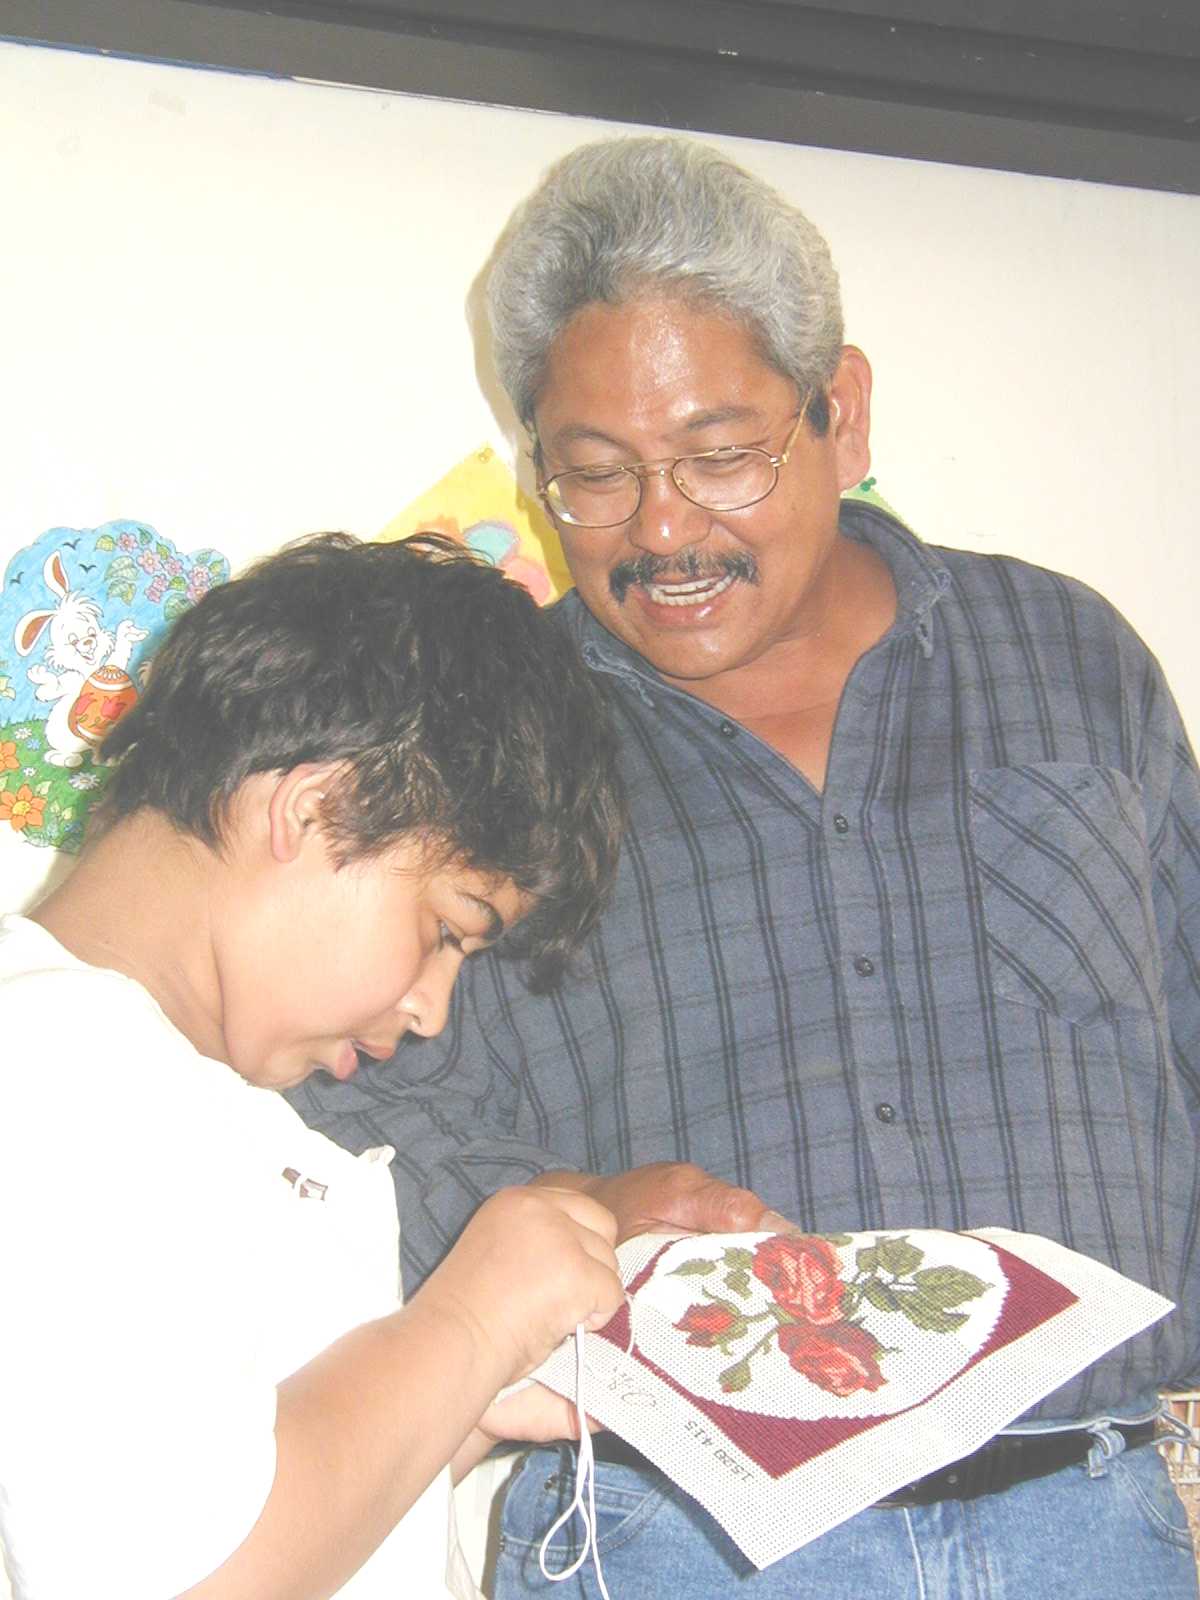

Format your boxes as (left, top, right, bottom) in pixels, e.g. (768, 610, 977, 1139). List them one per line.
(493, 1438, 1197, 1599)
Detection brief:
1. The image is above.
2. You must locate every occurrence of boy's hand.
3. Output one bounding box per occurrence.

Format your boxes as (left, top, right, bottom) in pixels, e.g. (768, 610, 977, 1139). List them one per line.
(475, 1381, 594, 1446)
(415, 1185, 623, 1392)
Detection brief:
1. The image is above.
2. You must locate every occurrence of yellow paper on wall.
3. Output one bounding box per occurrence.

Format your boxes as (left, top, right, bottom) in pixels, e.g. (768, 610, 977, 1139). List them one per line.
(378, 445, 571, 606)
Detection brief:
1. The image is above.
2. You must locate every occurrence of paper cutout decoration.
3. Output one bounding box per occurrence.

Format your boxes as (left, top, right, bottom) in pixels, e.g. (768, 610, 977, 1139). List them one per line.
(0, 524, 231, 852)
(378, 445, 571, 605)
(529, 1228, 1173, 1571)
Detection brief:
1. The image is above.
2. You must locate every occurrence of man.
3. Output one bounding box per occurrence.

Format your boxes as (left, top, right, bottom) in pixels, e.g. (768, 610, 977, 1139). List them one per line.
(293, 138, 1200, 1595)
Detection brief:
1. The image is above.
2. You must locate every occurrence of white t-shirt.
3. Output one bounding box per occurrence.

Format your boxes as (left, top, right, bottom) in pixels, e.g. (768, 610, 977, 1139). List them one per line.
(0, 914, 479, 1600)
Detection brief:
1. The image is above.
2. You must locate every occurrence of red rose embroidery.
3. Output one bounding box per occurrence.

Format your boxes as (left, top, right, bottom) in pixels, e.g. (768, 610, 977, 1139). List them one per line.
(675, 1303, 740, 1346)
(752, 1235, 845, 1326)
(776, 1322, 887, 1397)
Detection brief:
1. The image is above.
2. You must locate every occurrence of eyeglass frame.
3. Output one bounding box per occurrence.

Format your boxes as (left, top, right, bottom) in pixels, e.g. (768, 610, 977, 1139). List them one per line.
(535, 401, 811, 530)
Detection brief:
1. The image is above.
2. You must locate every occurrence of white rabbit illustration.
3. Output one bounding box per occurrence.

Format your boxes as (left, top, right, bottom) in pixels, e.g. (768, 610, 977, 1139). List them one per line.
(14, 550, 148, 768)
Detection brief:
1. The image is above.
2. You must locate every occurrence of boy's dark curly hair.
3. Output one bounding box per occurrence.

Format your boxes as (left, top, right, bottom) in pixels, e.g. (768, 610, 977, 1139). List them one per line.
(100, 532, 624, 990)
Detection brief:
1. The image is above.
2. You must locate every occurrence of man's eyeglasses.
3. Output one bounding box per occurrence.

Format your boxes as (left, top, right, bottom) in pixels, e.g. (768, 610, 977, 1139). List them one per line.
(539, 406, 809, 530)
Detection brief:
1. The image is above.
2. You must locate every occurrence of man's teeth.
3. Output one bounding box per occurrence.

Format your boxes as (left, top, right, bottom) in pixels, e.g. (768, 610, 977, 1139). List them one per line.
(645, 572, 736, 607)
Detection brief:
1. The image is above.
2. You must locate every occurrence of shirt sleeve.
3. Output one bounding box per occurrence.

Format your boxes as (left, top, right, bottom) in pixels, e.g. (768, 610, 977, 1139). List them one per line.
(288, 968, 582, 1294)
(1140, 652, 1200, 1128)
(0, 973, 278, 1600)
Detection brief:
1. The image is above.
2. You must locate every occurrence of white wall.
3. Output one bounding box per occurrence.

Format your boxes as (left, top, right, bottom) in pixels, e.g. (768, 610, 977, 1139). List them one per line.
(2, 38, 1198, 908)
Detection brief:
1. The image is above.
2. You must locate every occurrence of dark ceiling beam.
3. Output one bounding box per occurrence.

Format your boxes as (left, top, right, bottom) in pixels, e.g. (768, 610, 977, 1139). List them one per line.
(3, 0, 1198, 194)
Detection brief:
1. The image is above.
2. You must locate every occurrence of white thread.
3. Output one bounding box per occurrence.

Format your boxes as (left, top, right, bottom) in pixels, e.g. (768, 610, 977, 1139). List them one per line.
(538, 1325, 615, 1600)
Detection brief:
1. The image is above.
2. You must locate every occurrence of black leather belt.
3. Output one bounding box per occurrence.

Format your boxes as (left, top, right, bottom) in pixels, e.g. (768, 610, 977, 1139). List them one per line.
(591, 1421, 1157, 1507)
(872, 1420, 1157, 1508)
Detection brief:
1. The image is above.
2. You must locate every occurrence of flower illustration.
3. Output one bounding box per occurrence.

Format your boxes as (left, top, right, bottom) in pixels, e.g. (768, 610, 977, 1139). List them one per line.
(777, 1321, 887, 1397)
(0, 784, 46, 832)
(669, 1232, 990, 1403)
(69, 772, 101, 791)
(138, 550, 160, 574)
(675, 1303, 743, 1348)
(13, 726, 32, 740)
(752, 1234, 845, 1327)
(0, 740, 18, 772)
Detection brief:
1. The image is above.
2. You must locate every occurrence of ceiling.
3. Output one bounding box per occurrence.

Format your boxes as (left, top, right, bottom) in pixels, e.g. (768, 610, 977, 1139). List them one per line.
(4, 0, 1198, 193)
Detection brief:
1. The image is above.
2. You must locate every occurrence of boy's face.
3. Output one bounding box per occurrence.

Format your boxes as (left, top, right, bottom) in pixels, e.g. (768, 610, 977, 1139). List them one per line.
(217, 834, 525, 1091)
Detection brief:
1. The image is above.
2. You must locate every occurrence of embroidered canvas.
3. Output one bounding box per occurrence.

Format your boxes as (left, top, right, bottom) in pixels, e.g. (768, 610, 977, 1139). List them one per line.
(527, 1228, 1173, 1571)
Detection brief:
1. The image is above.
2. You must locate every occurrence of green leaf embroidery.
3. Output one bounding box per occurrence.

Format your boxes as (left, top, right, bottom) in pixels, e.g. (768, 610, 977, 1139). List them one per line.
(911, 1265, 989, 1307)
(719, 1359, 752, 1393)
(722, 1247, 754, 1270)
(669, 1259, 718, 1277)
(724, 1267, 752, 1298)
(863, 1277, 901, 1312)
(896, 1295, 971, 1333)
(873, 1235, 925, 1278)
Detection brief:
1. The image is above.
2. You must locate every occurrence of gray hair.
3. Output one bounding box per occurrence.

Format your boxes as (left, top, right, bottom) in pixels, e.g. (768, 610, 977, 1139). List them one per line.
(487, 135, 845, 430)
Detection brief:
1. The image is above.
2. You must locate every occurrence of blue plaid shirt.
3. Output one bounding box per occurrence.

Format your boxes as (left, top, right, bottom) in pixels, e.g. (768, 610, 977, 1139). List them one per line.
(292, 503, 1200, 1421)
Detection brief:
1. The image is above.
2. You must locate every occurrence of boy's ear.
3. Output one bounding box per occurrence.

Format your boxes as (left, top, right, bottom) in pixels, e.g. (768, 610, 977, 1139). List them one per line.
(265, 762, 342, 864)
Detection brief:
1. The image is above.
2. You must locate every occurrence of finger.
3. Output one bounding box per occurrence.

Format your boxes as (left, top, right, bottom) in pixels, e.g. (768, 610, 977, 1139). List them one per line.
(759, 1208, 803, 1232)
(671, 1179, 765, 1234)
(581, 1257, 626, 1327)
(534, 1186, 620, 1244)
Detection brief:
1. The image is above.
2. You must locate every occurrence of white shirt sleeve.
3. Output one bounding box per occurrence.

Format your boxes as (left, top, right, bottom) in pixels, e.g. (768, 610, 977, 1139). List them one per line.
(0, 969, 278, 1600)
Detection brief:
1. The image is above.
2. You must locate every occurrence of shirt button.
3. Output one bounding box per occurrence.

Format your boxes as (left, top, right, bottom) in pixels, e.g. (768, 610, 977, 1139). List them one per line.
(718, 720, 737, 738)
(833, 814, 850, 834)
(875, 1103, 897, 1124)
(853, 955, 875, 977)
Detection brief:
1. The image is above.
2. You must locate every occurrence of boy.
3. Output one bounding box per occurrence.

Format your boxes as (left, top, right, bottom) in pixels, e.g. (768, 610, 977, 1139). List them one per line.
(0, 532, 626, 1599)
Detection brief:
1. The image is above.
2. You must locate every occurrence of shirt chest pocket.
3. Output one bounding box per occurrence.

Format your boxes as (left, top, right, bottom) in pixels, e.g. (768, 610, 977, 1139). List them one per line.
(967, 763, 1164, 1027)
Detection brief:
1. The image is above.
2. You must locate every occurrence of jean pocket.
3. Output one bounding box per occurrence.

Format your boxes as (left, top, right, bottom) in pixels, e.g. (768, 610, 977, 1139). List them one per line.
(498, 1450, 670, 1571)
(1111, 1444, 1197, 1552)
(968, 763, 1163, 1027)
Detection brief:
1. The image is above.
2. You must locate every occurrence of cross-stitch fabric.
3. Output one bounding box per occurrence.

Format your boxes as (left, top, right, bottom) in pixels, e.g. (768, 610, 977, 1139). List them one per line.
(527, 1228, 1173, 1571)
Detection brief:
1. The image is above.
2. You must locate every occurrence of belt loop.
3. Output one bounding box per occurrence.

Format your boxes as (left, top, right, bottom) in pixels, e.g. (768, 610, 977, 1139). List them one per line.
(1086, 1422, 1125, 1479)
(1157, 1399, 1199, 1450)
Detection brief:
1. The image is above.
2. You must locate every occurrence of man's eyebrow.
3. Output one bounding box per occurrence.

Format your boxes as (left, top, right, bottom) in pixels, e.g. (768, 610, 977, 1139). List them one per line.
(548, 407, 763, 454)
(547, 423, 629, 452)
(680, 405, 762, 433)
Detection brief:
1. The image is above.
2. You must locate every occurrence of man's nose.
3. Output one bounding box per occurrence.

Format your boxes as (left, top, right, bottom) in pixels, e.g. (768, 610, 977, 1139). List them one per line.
(627, 468, 708, 555)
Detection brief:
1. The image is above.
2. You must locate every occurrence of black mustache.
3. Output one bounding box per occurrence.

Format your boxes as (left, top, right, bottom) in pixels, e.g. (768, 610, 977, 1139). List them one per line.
(609, 549, 759, 604)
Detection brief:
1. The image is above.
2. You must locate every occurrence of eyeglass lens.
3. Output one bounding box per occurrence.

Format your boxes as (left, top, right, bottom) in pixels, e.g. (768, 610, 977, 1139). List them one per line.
(549, 449, 777, 527)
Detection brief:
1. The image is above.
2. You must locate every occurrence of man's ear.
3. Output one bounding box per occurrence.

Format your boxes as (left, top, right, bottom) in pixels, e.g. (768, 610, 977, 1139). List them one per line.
(828, 346, 872, 494)
(265, 762, 343, 865)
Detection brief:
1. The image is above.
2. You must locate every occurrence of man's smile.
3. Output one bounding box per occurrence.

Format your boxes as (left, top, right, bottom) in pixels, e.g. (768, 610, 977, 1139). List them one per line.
(644, 571, 739, 607)
(609, 548, 760, 606)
